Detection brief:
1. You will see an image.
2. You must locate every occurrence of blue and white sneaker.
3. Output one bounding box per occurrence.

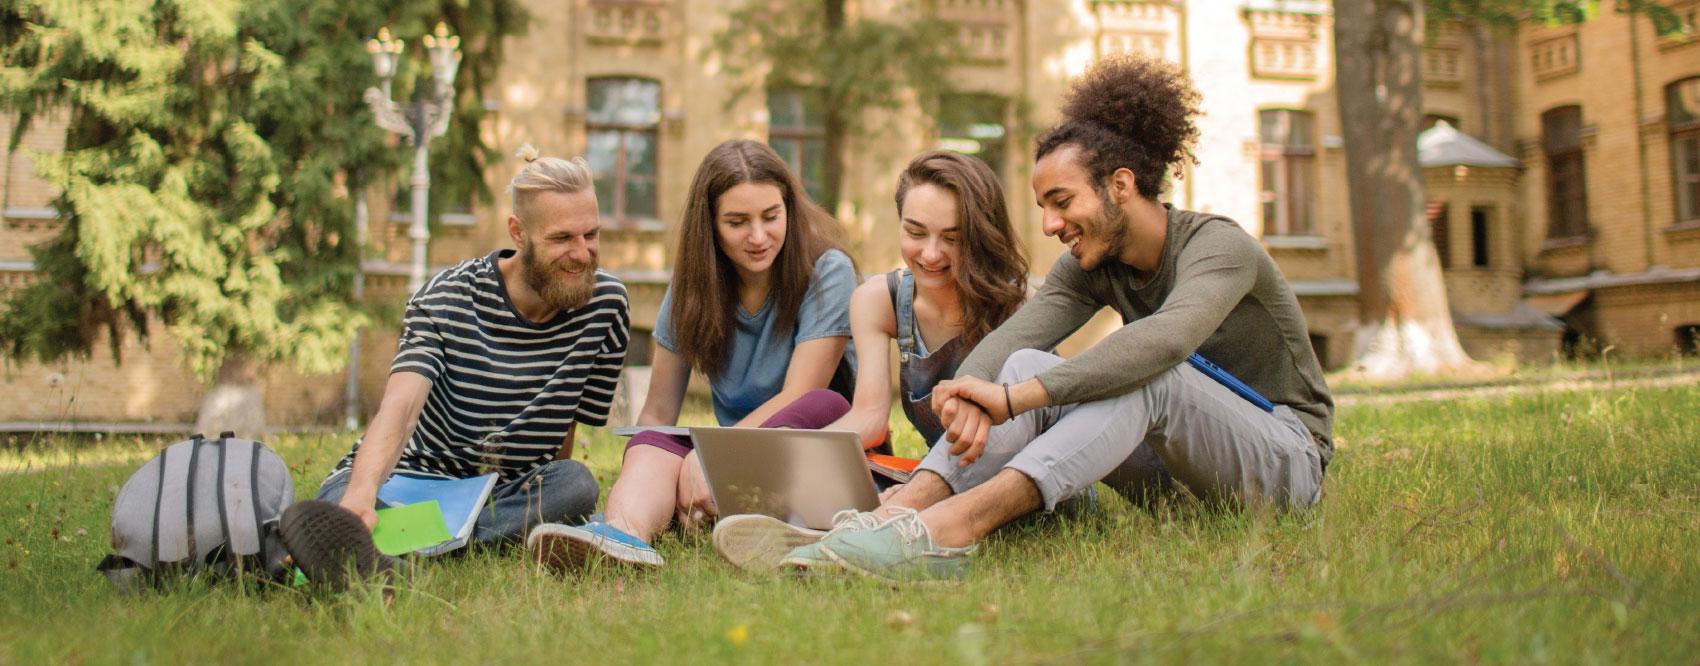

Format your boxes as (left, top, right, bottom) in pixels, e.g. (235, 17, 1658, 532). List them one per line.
(527, 519, 664, 573)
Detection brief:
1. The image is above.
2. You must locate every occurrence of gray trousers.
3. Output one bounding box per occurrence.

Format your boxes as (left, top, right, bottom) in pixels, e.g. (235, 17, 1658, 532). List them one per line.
(919, 349, 1323, 511)
(316, 459, 599, 547)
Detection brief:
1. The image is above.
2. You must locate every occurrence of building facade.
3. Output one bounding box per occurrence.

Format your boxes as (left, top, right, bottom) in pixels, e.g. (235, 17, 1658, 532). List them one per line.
(2, 0, 1697, 429)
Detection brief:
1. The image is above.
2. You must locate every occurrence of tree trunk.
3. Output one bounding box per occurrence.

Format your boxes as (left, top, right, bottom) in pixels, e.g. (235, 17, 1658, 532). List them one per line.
(819, 0, 846, 214)
(194, 353, 269, 438)
(1333, 0, 1477, 379)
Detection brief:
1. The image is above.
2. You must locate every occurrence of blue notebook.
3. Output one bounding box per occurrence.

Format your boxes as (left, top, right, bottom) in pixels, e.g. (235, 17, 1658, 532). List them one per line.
(1186, 353, 1276, 413)
(376, 473, 497, 556)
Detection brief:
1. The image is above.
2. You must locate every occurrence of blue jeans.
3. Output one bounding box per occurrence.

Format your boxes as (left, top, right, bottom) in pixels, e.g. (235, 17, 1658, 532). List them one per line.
(316, 460, 600, 547)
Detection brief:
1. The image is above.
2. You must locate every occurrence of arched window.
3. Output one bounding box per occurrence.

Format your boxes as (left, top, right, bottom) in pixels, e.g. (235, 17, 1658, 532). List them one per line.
(586, 77, 661, 223)
(1668, 78, 1700, 225)
(1542, 105, 1589, 239)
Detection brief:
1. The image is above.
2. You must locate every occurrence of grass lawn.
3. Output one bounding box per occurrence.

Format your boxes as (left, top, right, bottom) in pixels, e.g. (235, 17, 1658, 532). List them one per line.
(3, 381, 1698, 663)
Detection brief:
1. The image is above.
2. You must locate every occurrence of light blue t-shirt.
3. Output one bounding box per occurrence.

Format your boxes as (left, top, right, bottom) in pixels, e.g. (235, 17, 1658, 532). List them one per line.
(654, 249, 857, 425)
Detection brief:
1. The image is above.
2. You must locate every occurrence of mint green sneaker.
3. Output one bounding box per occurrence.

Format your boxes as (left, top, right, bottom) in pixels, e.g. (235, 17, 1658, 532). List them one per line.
(818, 508, 975, 583)
(777, 509, 889, 573)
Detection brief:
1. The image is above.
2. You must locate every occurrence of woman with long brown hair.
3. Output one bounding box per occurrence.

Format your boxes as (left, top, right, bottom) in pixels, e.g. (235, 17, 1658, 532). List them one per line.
(528, 139, 858, 571)
(711, 150, 1030, 570)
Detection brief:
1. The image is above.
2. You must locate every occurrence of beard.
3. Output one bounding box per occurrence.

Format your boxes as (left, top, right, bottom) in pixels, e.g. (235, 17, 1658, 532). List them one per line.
(1080, 188, 1131, 271)
(519, 242, 598, 313)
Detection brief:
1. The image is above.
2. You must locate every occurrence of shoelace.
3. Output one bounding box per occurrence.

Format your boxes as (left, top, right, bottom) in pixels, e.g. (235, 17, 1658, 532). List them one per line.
(885, 507, 929, 546)
(825, 509, 885, 537)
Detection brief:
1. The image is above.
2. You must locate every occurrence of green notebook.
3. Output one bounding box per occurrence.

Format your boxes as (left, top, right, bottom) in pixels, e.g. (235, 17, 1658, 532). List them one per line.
(371, 500, 454, 556)
(289, 501, 454, 585)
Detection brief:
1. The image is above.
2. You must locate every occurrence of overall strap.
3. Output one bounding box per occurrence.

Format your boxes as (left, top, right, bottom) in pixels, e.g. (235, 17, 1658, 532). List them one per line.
(884, 269, 900, 316)
(888, 269, 918, 356)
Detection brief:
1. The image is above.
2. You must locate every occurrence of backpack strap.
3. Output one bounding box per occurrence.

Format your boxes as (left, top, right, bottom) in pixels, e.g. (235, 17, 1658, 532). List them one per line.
(248, 440, 265, 549)
(219, 438, 260, 555)
(153, 440, 195, 563)
(214, 436, 231, 561)
(148, 441, 173, 566)
(183, 438, 203, 561)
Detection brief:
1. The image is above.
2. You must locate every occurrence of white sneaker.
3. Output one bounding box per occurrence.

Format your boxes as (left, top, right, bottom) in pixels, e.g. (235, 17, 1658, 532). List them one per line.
(711, 514, 827, 572)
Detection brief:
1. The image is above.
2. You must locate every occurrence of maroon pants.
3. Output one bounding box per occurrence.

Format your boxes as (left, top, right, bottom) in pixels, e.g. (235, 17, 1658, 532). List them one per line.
(627, 389, 851, 457)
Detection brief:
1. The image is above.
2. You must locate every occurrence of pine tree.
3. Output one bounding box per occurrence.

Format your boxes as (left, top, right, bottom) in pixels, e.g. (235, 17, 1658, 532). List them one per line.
(0, 0, 524, 433)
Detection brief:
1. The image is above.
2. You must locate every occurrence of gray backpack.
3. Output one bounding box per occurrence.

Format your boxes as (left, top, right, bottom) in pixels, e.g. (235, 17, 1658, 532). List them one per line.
(97, 433, 295, 591)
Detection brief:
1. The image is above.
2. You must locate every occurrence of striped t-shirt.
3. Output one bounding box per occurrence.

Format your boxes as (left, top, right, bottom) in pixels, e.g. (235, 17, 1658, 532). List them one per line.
(337, 249, 629, 481)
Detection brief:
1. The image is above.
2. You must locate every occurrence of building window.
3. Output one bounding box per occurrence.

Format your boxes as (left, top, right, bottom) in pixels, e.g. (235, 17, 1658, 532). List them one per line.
(1470, 206, 1492, 268)
(766, 87, 827, 204)
(1422, 113, 1461, 133)
(1308, 333, 1329, 369)
(1669, 77, 1700, 224)
(1259, 109, 1316, 236)
(937, 94, 1009, 182)
(1677, 324, 1700, 356)
(1427, 201, 1451, 270)
(1542, 105, 1589, 239)
(586, 78, 661, 223)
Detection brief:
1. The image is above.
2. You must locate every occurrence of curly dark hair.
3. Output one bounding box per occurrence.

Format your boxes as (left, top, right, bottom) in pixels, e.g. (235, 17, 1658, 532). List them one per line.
(1035, 55, 1202, 200)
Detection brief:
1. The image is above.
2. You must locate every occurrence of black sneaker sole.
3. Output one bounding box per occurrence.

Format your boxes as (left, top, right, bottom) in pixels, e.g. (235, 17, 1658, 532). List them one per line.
(279, 500, 405, 592)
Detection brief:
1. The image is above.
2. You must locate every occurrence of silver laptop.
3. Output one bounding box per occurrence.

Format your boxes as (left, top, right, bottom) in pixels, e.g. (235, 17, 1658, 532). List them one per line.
(687, 427, 879, 531)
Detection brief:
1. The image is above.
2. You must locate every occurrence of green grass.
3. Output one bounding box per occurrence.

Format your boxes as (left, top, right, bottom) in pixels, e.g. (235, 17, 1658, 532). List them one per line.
(3, 383, 1699, 663)
(1329, 353, 1697, 395)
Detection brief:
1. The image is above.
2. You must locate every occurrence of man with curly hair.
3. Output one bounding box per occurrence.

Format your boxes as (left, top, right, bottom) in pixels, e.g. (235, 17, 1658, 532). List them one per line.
(776, 55, 1334, 582)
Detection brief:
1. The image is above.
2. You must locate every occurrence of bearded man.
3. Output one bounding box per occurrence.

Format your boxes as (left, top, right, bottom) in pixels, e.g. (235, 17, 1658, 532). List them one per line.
(285, 145, 628, 580)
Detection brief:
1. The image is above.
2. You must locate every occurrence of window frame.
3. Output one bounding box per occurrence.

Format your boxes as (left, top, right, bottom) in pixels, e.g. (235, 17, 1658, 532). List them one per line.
(585, 77, 662, 225)
(1469, 205, 1492, 268)
(1428, 200, 1452, 270)
(1542, 105, 1590, 240)
(765, 87, 828, 204)
(1258, 108, 1318, 237)
(1668, 77, 1700, 225)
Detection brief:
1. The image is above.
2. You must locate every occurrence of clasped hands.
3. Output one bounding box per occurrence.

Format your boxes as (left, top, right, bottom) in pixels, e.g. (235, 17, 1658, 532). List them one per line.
(930, 375, 1027, 467)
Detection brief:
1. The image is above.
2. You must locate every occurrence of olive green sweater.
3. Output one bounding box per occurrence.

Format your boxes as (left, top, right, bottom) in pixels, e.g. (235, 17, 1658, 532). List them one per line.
(958, 206, 1335, 461)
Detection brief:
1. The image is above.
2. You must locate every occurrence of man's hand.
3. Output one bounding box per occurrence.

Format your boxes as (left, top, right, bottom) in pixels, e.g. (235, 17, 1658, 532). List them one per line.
(337, 495, 379, 532)
(932, 376, 1013, 423)
(932, 376, 1018, 466)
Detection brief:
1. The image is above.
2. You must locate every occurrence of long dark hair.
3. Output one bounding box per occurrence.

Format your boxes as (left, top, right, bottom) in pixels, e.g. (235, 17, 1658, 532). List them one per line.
(670, 139, 845, 375)
(894, 151, 1027, 349)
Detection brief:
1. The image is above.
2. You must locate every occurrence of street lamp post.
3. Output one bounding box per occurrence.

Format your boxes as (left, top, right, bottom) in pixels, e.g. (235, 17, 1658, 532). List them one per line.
(365, 23, 461, 294)
(346, 24, 459, 430)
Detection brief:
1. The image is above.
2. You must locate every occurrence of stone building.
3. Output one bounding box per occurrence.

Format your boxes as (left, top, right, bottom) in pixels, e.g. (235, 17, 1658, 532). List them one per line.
(2, 0, 1696, 430)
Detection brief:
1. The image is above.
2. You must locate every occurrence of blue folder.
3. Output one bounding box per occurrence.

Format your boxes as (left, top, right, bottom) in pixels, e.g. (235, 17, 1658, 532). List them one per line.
(376, 473, 497, 556)
(1186, 353, 1276, 413)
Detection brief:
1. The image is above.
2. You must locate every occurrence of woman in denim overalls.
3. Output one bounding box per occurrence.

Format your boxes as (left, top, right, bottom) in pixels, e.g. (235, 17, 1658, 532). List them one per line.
(828, 151, 1029, 460)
